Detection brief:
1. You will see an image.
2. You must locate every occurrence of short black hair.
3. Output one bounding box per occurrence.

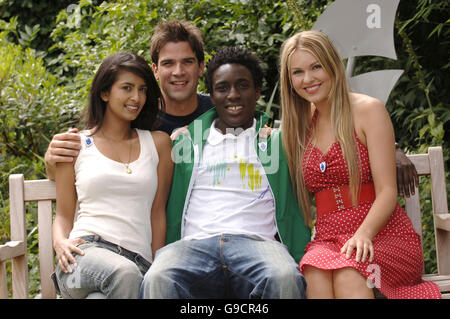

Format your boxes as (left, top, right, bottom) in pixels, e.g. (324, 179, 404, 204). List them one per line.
(205, 46, 264, 93)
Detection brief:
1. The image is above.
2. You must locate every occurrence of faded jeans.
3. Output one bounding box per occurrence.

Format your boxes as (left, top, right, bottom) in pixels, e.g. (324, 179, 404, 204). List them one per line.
(140, 234, 306, 298)
(53, 235, 150, 299)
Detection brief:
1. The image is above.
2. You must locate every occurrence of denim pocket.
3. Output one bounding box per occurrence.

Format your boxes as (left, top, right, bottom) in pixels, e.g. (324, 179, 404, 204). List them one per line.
(51, 272, 61, 294)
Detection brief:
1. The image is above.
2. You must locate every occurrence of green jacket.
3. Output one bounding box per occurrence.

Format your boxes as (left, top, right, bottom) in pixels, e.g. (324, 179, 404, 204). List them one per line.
(166, 108, 311, 263)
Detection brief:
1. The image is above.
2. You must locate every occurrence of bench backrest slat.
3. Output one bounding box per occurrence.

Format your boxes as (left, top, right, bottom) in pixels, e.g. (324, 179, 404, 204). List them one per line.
(24, 180, 56, 202)
(37, 200, 56, 298)
(9, 174, 28, 299)
(7, 175, 56, 298)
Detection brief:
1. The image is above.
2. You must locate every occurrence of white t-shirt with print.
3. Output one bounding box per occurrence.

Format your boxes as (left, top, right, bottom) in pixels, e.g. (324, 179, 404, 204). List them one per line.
(183, 120, 277, 241)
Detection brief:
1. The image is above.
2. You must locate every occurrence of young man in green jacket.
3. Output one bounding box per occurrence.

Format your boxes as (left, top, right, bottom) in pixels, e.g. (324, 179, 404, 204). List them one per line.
(140, 46, 310, 299)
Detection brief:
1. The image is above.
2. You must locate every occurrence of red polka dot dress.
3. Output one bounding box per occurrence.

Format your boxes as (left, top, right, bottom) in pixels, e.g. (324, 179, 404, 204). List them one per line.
(299, 111, 441, 299)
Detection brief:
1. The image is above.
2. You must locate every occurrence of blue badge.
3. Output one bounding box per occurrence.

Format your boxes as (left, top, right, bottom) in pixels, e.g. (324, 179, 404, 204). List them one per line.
(320, 161, 326, 172)
(85, 137, 93, 147)
(258, 141, 267, 152)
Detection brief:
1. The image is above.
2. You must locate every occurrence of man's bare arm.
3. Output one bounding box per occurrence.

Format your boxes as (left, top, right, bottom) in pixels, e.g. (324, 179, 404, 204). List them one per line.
(45, 128, 82, 180)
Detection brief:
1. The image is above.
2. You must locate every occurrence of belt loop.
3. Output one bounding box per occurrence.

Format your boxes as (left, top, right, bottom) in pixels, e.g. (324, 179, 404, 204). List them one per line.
(93, 234, 100, 242)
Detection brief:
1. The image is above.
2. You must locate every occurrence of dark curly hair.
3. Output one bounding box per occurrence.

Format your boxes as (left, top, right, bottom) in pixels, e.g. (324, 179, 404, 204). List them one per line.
(205, 46, 264, 93)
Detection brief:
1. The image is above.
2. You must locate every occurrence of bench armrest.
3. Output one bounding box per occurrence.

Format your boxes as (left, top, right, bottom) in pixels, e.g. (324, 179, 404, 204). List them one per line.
(435, 214, 450, 232)
(0, 241, 26, 262)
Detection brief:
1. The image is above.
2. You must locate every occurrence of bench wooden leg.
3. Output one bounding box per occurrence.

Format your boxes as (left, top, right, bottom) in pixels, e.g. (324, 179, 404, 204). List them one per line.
(0, 261, 8, 298)
(12, 255, 28, 299)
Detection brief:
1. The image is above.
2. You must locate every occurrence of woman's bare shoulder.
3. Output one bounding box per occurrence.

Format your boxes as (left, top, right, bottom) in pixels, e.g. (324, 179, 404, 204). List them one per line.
(350, 92, 386, 117)
(151, 130, 172, 152)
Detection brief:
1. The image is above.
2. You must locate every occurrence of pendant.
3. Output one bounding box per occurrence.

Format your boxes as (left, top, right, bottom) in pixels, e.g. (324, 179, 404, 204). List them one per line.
(319, 161, 326, 173)
(126, 166, 132, 174)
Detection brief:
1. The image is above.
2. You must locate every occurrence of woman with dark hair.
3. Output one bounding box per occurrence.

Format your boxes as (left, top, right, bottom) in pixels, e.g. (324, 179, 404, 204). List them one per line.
(52, 52, 173, 298)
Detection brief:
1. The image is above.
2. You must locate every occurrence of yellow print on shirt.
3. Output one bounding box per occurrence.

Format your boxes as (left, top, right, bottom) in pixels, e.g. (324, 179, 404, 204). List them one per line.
(239, 159, 262, 191)
(206, 158, 262, 191)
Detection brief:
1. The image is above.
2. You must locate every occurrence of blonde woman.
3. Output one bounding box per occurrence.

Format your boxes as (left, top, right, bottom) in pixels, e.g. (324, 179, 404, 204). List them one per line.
(279, 30, 440, 299)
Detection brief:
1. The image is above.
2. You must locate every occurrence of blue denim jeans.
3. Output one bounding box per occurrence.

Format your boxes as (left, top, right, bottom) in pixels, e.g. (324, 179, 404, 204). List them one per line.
(53, 235, 150, 299)
(140, 234, 306, 298)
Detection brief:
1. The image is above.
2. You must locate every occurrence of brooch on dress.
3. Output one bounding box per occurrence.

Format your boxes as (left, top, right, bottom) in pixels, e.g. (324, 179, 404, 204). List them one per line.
(319, 161, 327, 172)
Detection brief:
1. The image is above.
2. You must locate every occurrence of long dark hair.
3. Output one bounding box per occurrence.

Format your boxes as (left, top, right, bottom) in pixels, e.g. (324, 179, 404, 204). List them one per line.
(82, 52, 164, 133)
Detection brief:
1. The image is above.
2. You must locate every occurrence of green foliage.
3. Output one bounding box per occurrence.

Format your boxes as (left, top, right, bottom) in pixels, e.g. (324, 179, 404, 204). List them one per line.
(0, 0, 93, 53)
(0, 20, 77, 298)
(47, 0, 171, 111)
(0, 33, 77, 166)
(355, 0, 449, 155)
(394, 1, 449, 274)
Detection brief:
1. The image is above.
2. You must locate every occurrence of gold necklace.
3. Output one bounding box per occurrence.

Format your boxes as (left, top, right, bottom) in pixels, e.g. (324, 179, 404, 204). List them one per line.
(100, 129, 133, 174)
(124, 143, 133, 174)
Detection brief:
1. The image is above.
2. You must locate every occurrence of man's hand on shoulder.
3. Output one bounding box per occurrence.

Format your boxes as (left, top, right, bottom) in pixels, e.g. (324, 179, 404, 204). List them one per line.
(170, 126, 189, 141)
(45, 128, 81, 180)
(259, 125, 272, 139)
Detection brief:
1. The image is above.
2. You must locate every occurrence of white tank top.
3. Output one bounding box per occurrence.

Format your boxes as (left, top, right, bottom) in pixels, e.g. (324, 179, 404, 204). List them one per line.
(69, 129, 158, 262)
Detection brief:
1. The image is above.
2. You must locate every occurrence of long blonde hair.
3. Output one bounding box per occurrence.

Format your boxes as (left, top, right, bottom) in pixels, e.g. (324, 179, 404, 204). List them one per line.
(280, 30, 360, 225)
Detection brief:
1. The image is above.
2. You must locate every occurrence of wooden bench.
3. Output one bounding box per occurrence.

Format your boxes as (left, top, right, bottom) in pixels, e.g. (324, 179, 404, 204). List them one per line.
(404, 146, 450, 298)
(0, 146, 449, 298)
(0, 176, 57, 299)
